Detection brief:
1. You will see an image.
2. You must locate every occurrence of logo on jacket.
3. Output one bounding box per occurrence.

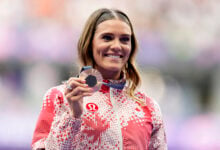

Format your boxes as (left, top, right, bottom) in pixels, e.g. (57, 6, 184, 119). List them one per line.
(86, 103, 98, 112)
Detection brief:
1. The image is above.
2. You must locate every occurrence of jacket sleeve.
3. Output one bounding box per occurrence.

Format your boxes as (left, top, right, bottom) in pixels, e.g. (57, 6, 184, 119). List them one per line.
(148, 99, 167, 150)
(32, 86, 82, 150)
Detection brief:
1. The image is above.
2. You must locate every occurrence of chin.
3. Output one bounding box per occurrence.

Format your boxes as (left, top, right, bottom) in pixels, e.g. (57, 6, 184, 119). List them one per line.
(99, 65, 122, 73)
(106, 64, 123, 71)
(95, 63, 124, 74)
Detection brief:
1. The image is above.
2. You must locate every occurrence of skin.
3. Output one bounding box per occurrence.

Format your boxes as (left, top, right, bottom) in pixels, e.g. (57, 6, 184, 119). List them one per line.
(92, 19, 132, 80)
(65, 19, 132, 118)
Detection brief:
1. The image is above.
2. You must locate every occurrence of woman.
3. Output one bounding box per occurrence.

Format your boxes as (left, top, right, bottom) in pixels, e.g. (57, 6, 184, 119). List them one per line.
(32, 8, 167, 150)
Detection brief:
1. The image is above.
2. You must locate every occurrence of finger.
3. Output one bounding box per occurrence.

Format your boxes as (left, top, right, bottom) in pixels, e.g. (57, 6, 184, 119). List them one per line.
(68, 92, 93, 103)
(65, 78, 88, 94)
(65, 87, 93, 101)
(82, 92, 93, 97)
(68, 77, 86, 85)
(69, 86, 93, 97)
(68, 94, 84, 102)
(68, 79, 86, 89)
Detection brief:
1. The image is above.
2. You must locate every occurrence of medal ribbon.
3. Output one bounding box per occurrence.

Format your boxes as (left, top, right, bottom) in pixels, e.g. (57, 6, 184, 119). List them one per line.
(80, 66, 125, 90)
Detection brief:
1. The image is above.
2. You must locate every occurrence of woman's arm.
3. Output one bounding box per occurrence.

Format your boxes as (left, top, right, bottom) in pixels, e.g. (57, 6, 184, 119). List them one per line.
(149, 120, 167, 150)
(148, 100, 167, 150)
(32, 86, 82, 150)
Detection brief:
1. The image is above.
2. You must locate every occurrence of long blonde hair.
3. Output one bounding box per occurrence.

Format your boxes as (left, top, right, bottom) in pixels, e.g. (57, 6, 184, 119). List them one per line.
(77, 8, 142, 102)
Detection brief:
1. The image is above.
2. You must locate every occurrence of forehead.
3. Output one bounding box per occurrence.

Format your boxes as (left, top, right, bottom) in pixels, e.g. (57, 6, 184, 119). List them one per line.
(95, 19, 131, 35)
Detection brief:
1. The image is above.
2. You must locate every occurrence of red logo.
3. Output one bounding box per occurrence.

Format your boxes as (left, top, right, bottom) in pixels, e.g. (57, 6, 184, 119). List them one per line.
(86, 103, 98, 112)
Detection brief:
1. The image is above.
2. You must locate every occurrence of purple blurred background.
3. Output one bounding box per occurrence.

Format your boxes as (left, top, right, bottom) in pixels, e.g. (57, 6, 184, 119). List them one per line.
(0, 0, 220, 150)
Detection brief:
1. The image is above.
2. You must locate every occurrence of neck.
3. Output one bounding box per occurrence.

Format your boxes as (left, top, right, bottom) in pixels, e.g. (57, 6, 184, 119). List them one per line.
(102, 71, 121, 80)
(95, 67, 122, 80)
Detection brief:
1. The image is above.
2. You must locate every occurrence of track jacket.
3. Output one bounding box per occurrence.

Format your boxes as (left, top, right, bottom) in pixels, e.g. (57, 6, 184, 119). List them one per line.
(32, 79, 167, 150)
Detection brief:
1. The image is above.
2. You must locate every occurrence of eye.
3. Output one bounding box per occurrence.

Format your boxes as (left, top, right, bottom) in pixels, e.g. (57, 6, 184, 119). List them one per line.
(120, 36, 130, 43)
(102, 35, 113, 41)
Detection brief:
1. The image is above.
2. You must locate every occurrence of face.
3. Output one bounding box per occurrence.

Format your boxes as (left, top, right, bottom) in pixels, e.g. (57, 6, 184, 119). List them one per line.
(92, 19, 132, 80)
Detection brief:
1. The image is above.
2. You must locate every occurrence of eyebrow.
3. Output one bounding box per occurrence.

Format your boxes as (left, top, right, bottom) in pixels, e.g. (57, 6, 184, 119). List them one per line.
(100, 32, 131, 37)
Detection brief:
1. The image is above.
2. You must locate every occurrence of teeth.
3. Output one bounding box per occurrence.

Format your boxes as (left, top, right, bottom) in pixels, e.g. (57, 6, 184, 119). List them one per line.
(107, 55, 121, 58)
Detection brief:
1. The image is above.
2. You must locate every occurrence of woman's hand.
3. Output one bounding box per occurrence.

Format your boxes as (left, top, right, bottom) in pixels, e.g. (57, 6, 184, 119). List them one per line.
(64, 77, 93, 118)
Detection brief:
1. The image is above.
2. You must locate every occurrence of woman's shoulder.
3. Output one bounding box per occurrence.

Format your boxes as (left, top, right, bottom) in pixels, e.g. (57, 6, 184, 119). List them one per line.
(39, 84, 66, 112)
(134, 90, 162, 113)
(135, 90, 164, 125)
(43, 84, 65, 100)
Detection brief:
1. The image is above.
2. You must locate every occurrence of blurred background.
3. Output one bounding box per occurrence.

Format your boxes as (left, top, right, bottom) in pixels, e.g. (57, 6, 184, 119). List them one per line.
(0, 0, 220, 149)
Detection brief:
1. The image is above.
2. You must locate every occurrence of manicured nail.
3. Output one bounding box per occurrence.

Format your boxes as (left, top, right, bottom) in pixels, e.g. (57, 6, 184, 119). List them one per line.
(83, 84, 88, 87)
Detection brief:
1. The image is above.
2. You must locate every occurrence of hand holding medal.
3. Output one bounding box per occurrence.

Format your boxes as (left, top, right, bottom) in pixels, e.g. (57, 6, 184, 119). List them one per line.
(64, 66, 125, 117)
(64, 66, 102, 118)
(78, 66, 103, 92)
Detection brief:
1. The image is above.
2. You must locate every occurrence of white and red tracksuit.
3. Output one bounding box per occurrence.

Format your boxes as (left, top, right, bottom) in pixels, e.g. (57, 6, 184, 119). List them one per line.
(32, 79, 167, 150)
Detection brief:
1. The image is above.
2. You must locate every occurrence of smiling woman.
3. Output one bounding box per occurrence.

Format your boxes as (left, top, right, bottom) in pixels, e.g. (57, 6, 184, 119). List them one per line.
(92, 19, 131, 80)
(32, 8, 167, 150)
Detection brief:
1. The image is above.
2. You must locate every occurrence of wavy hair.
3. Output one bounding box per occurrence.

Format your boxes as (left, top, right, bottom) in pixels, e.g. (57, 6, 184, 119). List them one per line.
(77, 8, 142, 102)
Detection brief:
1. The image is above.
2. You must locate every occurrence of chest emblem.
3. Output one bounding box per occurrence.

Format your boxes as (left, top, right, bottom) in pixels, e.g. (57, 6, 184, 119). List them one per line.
(86, 103, 99, 112)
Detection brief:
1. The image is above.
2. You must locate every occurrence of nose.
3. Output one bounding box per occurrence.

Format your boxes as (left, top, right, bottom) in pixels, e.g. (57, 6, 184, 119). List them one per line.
(110, 39, 122, 51)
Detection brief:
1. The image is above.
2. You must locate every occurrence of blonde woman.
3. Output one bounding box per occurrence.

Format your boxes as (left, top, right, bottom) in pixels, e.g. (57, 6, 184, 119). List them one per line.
(32, 8, 167, 150)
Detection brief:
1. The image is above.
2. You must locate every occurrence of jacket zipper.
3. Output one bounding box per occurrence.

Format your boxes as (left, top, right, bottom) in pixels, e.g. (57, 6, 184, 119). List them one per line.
(109, 88, 123, 149)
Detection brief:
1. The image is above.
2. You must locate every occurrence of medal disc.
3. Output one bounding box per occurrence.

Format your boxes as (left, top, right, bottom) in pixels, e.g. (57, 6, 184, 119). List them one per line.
(79, 68, 103, 92)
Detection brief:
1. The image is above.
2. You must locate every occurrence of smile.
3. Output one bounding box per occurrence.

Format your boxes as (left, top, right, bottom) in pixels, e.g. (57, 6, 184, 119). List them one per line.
(104, 54, 123, 58)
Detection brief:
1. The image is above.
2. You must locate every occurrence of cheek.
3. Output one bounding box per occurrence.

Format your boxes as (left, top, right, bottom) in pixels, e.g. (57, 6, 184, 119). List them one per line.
(92, 46, 104, 64)
(93, 49, 102, 59)
(124, 46, 132, 57)
(93, 41, 107, 55)
(92, 42, 101, 58)
(92, 50, 100, 64)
